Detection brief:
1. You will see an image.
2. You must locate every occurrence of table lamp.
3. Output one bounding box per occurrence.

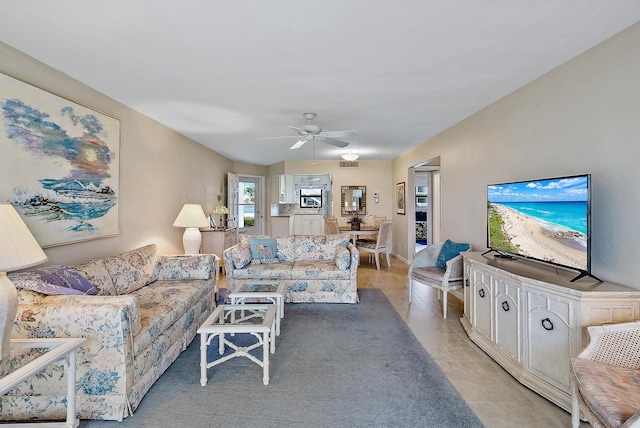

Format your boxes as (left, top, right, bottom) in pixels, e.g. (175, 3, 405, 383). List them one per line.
(213, 205, 229, 230)
(172, 204, 209, 255)
(0, 203, 48, 375)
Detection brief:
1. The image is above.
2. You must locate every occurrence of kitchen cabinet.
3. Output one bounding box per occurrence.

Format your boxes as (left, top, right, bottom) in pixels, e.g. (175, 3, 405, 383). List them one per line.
(293, 214, 324, 235)
(462, 252, 640, 411)
(273, 175, 295, 203)
(271, 216, 293, 236)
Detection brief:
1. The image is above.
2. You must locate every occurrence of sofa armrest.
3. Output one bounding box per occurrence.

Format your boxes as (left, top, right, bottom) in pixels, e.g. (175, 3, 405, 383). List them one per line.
(223, 243, 243, 275)
(13, 299, 136, 395)
(347, 242, 360, 279)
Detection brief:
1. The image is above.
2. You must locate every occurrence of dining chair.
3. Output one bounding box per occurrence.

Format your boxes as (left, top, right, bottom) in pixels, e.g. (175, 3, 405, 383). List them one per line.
(356, 220, 392, 269)
(324, 217, 340, 234)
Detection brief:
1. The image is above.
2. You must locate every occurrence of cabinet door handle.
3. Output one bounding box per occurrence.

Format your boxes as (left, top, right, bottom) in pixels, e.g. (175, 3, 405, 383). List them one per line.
(465, 279, 469, 287)
(541, 318, 554, 331)
(478, 289, 485, 298)
(501, 301, 510, 312)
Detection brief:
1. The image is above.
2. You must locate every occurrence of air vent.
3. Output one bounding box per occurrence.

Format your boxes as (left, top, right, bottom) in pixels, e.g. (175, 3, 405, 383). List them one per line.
(339, 161, 360, 168)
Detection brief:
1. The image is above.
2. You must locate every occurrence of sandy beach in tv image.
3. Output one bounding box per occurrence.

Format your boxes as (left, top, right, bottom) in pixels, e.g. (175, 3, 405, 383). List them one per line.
(488, 176, 588, 271)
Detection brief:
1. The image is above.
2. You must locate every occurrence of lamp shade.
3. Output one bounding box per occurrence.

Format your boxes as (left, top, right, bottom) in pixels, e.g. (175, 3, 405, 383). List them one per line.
(0, 203, 48, 272)
(213, 205, 229, 215)
(172, 204, 209, 228)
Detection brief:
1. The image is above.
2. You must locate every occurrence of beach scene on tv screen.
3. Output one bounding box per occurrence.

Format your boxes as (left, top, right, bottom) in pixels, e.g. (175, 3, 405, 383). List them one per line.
(487, 176, 588, 271)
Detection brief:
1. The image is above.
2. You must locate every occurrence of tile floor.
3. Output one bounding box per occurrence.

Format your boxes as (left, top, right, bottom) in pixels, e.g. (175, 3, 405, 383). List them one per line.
(221, 254, 589, 428)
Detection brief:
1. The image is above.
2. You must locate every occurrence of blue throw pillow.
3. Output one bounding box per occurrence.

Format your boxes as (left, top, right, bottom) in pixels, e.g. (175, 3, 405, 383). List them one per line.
(248, 237, 278, 264)
(436, 240, 470, 270)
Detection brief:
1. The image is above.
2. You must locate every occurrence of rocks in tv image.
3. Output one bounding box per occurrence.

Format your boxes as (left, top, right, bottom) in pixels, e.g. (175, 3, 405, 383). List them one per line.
(487, 176, 589, 271)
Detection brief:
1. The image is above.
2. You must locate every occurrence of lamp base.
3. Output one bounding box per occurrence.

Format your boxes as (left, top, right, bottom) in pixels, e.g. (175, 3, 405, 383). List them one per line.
(0, 272, 18, 376)
(182, 227, 202, 255)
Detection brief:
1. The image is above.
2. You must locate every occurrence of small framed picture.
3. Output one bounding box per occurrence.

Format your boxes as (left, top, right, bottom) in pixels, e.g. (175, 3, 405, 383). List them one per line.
(396, 182, 405, 215)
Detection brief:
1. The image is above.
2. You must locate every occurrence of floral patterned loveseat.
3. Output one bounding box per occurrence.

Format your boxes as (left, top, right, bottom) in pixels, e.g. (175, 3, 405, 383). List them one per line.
(1, 244, 217, 422)
(223, 234, 359, 303)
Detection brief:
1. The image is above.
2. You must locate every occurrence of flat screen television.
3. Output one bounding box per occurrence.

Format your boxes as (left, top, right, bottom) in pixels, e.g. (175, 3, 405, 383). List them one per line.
(486, 174, 599, 282)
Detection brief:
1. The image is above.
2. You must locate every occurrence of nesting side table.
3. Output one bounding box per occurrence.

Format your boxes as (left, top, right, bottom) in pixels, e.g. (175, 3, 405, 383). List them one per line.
(228, 281, 285, 336)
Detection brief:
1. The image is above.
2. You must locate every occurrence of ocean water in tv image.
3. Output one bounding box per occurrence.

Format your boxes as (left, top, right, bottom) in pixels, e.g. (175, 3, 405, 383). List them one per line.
(500, 201, 587, 236)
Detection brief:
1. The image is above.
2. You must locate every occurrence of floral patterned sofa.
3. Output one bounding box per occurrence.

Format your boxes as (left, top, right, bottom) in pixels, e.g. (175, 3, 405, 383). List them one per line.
(223, 234, 359, 303)
(1, 244, 217, 422)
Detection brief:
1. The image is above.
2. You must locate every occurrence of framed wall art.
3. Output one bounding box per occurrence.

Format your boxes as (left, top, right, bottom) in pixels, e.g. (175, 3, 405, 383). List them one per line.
(396, 182, 406, 215)
(0, 73, 120, 247)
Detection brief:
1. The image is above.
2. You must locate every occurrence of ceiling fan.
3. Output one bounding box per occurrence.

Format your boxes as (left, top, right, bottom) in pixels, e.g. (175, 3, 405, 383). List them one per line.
(260, 112, 359, 150)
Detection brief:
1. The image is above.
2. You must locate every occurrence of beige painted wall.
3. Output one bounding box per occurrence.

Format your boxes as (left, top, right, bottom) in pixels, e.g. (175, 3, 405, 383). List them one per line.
(1, 42, 234, 265)
(392, 22, 640, 287)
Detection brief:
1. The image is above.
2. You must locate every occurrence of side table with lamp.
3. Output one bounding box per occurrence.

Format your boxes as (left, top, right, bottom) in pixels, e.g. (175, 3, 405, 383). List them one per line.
(202, 205, 238, 274)
(0, 202, 86, 427)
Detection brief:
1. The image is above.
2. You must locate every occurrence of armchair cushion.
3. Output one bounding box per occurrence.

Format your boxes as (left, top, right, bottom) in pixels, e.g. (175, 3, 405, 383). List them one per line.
(9, 266, 99, 296)
(436, 239, 470, 270)
(571, 357, 640, 427)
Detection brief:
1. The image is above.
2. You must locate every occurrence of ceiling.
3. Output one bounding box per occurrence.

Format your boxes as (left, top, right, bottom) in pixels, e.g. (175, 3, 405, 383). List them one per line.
(1, 2, 639, 166)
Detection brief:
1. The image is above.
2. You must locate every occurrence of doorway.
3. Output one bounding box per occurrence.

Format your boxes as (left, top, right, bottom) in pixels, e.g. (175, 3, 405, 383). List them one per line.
(238, 175, 264, 235)
(410, 158, 441, 256)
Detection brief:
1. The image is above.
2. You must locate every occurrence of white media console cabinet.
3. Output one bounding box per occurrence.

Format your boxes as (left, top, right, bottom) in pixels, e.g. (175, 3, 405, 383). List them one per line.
(461, 252, 640, 411)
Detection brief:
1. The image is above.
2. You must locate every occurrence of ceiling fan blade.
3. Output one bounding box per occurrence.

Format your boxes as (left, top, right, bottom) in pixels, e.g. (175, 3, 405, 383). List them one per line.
(319, 137, 350, 148)
(290, 139, 308, 149)
(319, 130, 359, 138)
(286, 125, 301, 132)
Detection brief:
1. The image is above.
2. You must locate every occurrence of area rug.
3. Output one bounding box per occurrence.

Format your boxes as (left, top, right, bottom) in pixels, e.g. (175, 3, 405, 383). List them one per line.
(80, 289, 482, 428)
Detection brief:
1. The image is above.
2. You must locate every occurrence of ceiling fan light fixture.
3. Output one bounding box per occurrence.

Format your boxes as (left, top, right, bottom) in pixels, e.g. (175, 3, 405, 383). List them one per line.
(341, 152, 359, 161)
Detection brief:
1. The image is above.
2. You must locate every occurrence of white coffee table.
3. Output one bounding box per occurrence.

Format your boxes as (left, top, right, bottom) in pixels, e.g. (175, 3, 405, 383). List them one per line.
(198, 304, 277, 386)
(228, 281, 285, 335)
(1, 338, 86, 428)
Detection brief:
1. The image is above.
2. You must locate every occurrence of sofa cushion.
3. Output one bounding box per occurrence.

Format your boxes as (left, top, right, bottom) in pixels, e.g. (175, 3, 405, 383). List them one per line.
(156, 255, 212, 280)
(571, 358, 640, 427)
(9, 266, 99, 296)
(335, 245, 351, 270)
(131, 280, 213, 355)
(104, 244, 159, 295)
(232, 262, 294, 280)
(436, 239, 470, 270)
(295, 235, 349, 261)
(292, 261, 351, 280)
(73, 259, 117, 296)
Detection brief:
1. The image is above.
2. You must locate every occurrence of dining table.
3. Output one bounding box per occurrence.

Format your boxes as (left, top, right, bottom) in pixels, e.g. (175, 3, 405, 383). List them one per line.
(338, 226, 379, 244)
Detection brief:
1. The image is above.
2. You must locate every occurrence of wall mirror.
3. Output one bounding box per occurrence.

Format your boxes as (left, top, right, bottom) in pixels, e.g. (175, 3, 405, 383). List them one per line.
(341, 186, 366, 216)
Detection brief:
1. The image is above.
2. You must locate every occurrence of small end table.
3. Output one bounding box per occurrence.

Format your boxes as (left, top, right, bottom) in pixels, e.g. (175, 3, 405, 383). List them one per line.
(198, 304, 277, 386)
(1, 337, 86, 428)
(228, 281, 285, 335)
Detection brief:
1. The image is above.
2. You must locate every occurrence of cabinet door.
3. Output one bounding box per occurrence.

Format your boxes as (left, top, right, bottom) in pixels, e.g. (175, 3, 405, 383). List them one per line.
(306, 215, 324, 234)
(463, 262, 471, 322)
(494, 276, 521, 362)
(471, 268, 492, 340)
(524, 287, 575, 392)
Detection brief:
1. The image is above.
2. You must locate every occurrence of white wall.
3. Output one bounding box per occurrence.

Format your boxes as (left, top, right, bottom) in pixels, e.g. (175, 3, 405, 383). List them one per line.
(393, 22, 640, 287)
(1, 42, 234, 265)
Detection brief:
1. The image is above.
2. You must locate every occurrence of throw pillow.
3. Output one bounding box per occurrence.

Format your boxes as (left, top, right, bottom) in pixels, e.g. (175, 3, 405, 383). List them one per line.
(335, 245, 351, 270)
(9, 266, 99, 296)
(230, 245, 251, 269)
(248, 237, 278, 264)
(436, 239, 470, 270)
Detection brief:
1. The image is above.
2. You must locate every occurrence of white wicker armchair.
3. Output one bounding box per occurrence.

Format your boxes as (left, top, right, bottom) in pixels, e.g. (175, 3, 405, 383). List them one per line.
(571, 321, 640, 428)
(408, 241, 471, 318)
